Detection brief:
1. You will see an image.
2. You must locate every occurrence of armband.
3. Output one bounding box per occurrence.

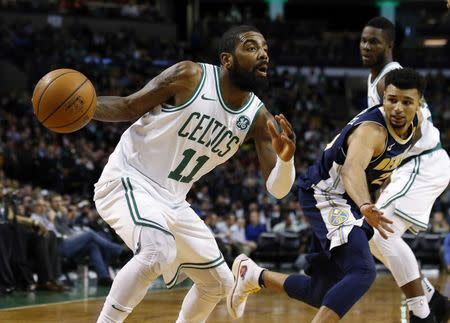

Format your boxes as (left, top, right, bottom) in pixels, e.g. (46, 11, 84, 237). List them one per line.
(265, 156, 295, 199)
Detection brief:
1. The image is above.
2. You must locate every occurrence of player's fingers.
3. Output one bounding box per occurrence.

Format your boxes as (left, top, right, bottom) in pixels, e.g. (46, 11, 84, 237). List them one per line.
(278, 114, 294, 132)
(280, 120, 295, 139)
(267, 120, 280, 138)
(379, 215, 393, 224)
(377, 226, 389, 240)
(280, 134, 296, 147)
(381, 222, 394, 234)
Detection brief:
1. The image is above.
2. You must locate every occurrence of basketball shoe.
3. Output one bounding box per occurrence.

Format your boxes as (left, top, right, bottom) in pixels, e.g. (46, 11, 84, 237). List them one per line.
(227, 254, 265, 319)
(409, 312, 437, 323)
(429, 289, 450, 323)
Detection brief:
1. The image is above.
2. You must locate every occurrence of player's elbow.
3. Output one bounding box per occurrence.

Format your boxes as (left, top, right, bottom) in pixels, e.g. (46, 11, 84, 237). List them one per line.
(123, 95, 145, 121)
(341, 164, 351, 178)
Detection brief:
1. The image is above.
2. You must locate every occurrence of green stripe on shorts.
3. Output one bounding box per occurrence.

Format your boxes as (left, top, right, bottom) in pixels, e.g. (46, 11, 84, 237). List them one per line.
(394, 208, 428, 230)
(121, 177, 174, 238)
(166, 253, 225, 289)
(380, 157, 420, 208)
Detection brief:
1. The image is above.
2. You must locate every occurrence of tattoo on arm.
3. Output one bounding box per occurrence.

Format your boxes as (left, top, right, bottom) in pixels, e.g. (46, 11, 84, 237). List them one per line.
(93, 61, 198, 122)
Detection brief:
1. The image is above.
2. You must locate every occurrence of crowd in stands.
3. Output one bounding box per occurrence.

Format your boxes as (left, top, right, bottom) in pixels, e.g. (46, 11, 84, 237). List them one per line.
(0, 175, 131, 295)
(1, 0, 165, 21)
(0, 17, 449, 295)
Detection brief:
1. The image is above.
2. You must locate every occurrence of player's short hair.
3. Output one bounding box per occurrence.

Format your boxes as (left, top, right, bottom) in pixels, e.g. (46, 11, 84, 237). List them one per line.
(385, 68, 426, 97)
(218, 25, 261, 57)
(365, 16, 395, 43)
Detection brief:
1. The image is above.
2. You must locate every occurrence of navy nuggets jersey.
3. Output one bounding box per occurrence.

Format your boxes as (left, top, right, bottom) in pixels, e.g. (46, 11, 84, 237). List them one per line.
(299, 105, 418, 196)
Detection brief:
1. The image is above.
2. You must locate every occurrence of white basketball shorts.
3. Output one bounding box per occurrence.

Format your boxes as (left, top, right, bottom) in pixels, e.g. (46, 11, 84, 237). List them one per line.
(376, 148, 450, 233)
(94, 176, 225, 288)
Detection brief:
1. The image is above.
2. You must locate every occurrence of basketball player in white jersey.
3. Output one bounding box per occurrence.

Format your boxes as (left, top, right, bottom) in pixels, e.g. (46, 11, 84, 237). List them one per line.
(361, 17, 450, 323)
(91, 25, 296, 322)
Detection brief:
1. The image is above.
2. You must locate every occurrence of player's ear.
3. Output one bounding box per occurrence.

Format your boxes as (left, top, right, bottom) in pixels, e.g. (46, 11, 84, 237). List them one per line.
(220, 52, 233, 70)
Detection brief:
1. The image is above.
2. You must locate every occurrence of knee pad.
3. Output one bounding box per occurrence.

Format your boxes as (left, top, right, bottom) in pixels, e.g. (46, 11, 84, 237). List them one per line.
(136, 227, 177, 270)
(196, 264, 234, 299)
(373, 232, 420, 286)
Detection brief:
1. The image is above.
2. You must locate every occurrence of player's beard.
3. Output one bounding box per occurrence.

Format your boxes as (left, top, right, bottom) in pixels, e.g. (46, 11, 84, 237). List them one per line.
(229, 58, 269, 93)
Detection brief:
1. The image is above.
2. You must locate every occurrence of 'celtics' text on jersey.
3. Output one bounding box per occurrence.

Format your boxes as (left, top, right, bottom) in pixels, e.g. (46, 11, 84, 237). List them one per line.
(97, 63, 264, 206)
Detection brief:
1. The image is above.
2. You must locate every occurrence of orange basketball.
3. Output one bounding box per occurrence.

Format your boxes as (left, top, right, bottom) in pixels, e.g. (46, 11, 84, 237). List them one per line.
(31, 69, 97, 133)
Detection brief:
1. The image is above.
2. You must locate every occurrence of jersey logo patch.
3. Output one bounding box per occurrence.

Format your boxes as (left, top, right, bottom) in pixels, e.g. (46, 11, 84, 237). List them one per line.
(328, 208, 349, 226)
(236, 115, 250, 130)
(201, 94, 216, 101)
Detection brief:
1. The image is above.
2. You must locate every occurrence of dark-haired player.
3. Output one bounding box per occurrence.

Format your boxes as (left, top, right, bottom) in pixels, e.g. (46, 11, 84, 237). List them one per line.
(228, 68, 424, 323)
(92, 25, 296, 322)
(361, 16, 450, 323)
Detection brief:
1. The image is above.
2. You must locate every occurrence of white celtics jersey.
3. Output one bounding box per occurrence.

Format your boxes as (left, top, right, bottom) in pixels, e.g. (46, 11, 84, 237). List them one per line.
(367, 61, 402, 108)
(97, 63, 263, 205)
(367, 61, 441, 156)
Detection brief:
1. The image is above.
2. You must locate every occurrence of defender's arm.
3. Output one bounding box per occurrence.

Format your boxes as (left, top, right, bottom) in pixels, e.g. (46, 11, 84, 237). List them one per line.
(342, 122, 394, 238)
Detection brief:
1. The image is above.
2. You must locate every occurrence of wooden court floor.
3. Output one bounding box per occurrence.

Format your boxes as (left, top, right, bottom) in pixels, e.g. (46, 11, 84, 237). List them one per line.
(1, 274, 449, 323)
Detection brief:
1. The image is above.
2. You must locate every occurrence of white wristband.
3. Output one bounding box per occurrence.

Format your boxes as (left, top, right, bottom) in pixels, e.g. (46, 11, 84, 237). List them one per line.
(266, 156, 295, 199)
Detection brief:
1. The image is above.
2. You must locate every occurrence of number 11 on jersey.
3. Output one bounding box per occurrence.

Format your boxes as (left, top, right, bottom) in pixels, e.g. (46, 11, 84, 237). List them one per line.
(168, 148, 209, 183)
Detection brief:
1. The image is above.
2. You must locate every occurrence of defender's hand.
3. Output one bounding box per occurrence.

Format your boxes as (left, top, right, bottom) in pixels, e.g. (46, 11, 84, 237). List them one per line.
(360, 204, 394, 239)
(267, 114, 296, 162)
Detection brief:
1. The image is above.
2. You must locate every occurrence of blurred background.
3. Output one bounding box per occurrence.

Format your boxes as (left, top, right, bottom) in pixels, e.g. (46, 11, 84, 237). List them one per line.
(0, 0, 448, 305)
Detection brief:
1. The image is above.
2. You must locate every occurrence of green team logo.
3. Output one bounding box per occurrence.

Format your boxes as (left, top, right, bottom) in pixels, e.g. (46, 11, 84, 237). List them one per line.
(236, 115, 250, 130)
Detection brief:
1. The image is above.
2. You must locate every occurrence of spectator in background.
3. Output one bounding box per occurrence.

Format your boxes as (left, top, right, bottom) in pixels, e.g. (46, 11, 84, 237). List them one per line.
(121, 0, 140, 17)
(245, 209, 266, 244)
(29, 199, 68, 291)
(48, 194, 125, 286)
(0, 183, 15, 294)
(204, 212, 233, 266)
(431, 211, 450, 233)
(230, 217, 256, 256)
(444, 233, 450, 273)
(272, 212, 301, 233)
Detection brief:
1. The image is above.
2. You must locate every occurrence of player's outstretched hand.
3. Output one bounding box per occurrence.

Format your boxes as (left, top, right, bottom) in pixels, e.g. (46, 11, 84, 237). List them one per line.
(267, 114, 296, 161)
(360, 203, 394, 239)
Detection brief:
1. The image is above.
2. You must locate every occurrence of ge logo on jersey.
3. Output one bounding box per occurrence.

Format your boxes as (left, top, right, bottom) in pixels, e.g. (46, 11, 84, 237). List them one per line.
(236, 116, 250, 130)
(328, 208, 349, 226)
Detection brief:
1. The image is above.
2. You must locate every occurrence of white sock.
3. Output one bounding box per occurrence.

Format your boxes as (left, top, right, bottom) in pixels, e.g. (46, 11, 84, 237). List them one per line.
(97, 256, 159, 323)
(421, 277, 435, 303)
(406, 295, 430, 319)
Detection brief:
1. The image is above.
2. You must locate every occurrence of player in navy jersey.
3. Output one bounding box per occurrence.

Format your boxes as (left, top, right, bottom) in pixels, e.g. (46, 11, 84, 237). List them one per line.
(227, 68, 425, 322)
